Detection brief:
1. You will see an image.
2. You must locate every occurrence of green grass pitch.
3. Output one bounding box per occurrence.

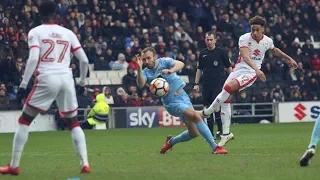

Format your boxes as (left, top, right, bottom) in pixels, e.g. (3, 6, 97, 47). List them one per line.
(0, 123, 319, 180)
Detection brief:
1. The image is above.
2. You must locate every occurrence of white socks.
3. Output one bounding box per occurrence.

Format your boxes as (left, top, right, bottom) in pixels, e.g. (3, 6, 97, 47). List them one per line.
(71, 127, 89, 167)
(10, 124, 29, 168)
(221, 103, 231, 135)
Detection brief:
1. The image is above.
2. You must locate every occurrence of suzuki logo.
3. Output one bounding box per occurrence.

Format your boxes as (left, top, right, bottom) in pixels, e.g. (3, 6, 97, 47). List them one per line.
(294, 103, 306, 120)
(253, 49, 260, 56)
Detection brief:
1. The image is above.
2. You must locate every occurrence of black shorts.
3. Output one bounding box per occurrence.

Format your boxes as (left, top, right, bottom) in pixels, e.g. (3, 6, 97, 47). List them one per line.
(202, 84, 223, 107)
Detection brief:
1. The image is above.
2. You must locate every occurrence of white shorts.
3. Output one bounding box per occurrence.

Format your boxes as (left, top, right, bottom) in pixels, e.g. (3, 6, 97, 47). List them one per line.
(25, 73, 78, 114)
(225, 70, 257, 91)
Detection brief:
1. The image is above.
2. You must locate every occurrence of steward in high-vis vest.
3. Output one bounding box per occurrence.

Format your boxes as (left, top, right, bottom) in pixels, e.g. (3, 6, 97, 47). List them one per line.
(87, 93, 110, 127)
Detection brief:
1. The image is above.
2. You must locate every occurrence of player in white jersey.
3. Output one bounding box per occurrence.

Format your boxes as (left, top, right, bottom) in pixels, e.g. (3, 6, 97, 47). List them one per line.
(0, 1, 90, 175)
(201, 16, 298, 146)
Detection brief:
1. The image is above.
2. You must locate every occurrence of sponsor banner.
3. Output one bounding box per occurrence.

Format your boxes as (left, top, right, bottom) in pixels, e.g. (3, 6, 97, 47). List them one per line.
(158, 107, 184, 127)
(125, 107, 185, 128)
(0, 111, 57, 133)
(126, 107, 159, 128)
(278, 101, 320, 123)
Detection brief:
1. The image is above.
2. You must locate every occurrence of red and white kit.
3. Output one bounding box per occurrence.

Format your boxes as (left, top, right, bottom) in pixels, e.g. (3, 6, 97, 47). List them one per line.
(225, 33, 274, 91)
(24, 24, 83, 113)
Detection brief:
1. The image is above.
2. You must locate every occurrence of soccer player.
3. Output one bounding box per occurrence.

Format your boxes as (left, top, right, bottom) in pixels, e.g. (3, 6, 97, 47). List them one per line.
(135, 47, 227, 154)
(299, 117, 320, 166)
(202, 15, 298, 146)
(194, 31, 232, 140)
(0, 1, 90, 175)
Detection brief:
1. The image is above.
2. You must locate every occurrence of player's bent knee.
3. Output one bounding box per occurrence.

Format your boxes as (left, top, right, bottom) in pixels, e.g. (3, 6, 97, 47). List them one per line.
(224, 80, 239, 93)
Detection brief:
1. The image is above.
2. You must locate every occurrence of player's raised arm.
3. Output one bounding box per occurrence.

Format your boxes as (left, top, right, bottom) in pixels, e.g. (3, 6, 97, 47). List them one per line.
(161, 58, 184, 75)
(70, 32, 89, 86)
(135, 54, 146, 88)
(20, 30, 40, 89)
(271, 47, 298, 69)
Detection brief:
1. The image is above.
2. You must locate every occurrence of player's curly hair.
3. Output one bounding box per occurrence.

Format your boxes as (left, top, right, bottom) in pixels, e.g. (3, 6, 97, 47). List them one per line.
(249, 15, 266, 26)
(39, 1, 57, 17)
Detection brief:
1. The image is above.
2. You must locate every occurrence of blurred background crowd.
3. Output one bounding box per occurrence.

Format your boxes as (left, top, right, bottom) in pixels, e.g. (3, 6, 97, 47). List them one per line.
(0, 0, 319, 111)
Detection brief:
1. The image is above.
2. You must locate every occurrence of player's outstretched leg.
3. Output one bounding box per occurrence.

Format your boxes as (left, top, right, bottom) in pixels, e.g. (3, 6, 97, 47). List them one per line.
(203, 83, 236, 117)
(300, 115, 320, 167)
(65, 115, 90, 173)
(218, 103, 234, 146)
(0, 111, 37, 176)
(161, 108, 227, 154)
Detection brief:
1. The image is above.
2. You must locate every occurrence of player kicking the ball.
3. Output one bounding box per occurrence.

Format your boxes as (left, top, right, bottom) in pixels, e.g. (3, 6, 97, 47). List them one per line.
(136, 47, 227, 154)
(202, 15, 298, 146)
(0, 1, 90, 175)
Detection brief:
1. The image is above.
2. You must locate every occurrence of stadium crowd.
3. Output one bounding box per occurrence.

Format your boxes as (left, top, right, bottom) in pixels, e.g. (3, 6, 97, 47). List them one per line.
(0, 0, 319, 111)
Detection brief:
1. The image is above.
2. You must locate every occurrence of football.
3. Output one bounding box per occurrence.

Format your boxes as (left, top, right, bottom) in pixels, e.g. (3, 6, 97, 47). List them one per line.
(149, 78, 169, 97)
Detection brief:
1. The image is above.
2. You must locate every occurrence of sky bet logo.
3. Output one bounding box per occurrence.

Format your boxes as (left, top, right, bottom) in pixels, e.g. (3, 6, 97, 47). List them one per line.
(294, 103, 320, 121)
(126, 108, 158, 128)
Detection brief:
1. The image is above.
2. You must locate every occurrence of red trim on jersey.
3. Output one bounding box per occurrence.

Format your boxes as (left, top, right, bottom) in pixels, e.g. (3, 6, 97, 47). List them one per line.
(69, 122, 80, 130)
(60, 108, 79, 114)
(239, 46, 248, 49)
(30, 45, 40, 49)
(71, 46, 82, 53)
(240, 76, 257, 89)
(25, 59, 47, 113)
(251, 33, 264, 43)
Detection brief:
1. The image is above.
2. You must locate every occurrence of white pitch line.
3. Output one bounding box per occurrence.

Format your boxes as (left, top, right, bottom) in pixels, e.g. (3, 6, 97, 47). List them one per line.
(0, 152, 302, 156)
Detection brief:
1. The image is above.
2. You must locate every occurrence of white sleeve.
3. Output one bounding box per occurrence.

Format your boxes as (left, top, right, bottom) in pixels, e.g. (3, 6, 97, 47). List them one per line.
(70, 32, 88, 86)
(70, 31, 82, 53)
(20, 30, 41, 89)
(238, 34, 249, 48)
(269, 38, 275, 50)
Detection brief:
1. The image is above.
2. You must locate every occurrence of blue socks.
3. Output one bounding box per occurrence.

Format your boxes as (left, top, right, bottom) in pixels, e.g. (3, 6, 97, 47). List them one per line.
(309, 115, 320, 148)
(196, 120, 217, 150)
(171, 130, 193, 145)
(170, 121, 218, 150)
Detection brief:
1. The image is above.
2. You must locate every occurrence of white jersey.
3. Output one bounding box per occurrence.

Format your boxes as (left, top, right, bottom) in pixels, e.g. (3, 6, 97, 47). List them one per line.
(234, 33, 274, 72)
(28, 24, 81, 76)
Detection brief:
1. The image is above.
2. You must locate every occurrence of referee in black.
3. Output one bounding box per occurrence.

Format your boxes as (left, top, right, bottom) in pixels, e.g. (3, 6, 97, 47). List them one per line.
(194, 31, 232, 140)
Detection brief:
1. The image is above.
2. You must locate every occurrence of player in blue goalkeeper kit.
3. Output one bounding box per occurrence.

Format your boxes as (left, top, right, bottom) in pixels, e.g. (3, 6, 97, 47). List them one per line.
(300, 115, 320, 166)
(135, 47, 227, 154)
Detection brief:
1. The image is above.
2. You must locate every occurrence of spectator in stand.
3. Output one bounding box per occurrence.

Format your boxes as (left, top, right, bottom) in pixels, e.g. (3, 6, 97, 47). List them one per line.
(308, 76, 320, 95)
(118, 93, 132, 106)
(110, 53, 128, 71)
(143, 93, 158, 106)
(311, 53, 320, 71)
(302, 39, 315, 57)
(270, 83, 285, 102)
(8, 86, 18, 100)
(301, 90, 311, 101)
(91, 88, 101, 102)
(130, 92, 143, 107)
(257, 89, 272, 103)
(0, 88, 9, 110)
(122, 66, 137, 91)
(77, 88, 92, 109)
(102, 86, 114, 105)
(94, 53, 110, 70)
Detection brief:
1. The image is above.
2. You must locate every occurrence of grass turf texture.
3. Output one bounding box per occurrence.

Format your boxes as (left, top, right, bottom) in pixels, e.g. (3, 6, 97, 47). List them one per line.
(0, 123, 318, 180)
